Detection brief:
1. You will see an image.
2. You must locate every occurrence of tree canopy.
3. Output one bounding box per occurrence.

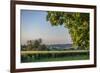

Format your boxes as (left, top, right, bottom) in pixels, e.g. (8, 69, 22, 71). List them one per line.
(46, 11, 89, 50)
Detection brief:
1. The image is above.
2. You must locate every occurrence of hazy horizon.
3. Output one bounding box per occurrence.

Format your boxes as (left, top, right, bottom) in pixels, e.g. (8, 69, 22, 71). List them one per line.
(21, 10, 73, 45)
(21, 39, 73, 45)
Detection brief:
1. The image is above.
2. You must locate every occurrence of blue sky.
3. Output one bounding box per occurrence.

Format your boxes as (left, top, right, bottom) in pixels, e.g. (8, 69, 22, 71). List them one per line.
(21, 10, 72, 45)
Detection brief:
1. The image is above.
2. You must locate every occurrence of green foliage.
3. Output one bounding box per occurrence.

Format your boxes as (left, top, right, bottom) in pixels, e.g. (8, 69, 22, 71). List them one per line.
(47, 11, 89, 50)
(24, 39, 48, 51)
(26, 40, 34, 50)
(33, 39, 42, 48)
(38, 44, 48, 51)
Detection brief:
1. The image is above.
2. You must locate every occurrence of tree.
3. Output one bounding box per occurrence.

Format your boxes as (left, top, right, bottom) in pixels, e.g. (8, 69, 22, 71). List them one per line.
(38, 44, 48, 51)
(21, 44, 27, 51)
(26, 40, 33, 50)
(33, 38, 42, 49)
(46, 11, 89, 50)
(26, 38, 44, 51)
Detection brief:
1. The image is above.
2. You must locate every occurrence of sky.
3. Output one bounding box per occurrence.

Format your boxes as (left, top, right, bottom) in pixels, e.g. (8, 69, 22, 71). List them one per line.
(20, 10, 72, 45)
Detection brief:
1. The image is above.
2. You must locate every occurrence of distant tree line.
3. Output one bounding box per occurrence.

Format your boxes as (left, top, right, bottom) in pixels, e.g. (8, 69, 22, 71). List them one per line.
(21, 38, 49, 51)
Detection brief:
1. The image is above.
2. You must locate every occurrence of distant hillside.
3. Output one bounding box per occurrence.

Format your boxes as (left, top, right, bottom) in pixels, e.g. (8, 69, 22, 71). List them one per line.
(47, 44, 72, 50)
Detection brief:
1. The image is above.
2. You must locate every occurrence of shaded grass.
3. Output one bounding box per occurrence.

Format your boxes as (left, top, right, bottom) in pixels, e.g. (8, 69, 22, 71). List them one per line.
(21, 54, 89, 63)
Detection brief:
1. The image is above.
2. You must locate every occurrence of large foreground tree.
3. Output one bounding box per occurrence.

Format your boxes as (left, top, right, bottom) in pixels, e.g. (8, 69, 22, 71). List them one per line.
(46, 11, 89, 50)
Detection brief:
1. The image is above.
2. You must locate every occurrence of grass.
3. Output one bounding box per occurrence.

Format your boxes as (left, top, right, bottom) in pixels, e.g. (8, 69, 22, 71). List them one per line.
(21, 50, 89, 63)
(29, 54, 89, 62)
(21, 53, 89, 63)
